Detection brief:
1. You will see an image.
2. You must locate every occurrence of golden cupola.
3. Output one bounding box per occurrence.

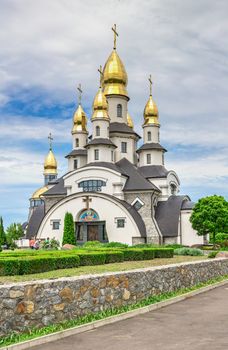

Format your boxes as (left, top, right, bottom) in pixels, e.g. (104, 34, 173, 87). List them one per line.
(143, 76, 159, 126)
(127, 112, 134, 128)
(92, 66, 110, 121)
(72, 104, 88, 133)
(102, 25, 128, 98)
(44, 148, 57, 175)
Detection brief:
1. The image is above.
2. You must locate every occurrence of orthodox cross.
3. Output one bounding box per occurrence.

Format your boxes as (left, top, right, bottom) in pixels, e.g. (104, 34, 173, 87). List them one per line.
(148, 75, 153, 96)
(83, 196, 92, 210)
(77, 83, 83, 104)
(111, 24, 118, 50)
(98, 65, 103, 87)
(48, 133, 53, 150)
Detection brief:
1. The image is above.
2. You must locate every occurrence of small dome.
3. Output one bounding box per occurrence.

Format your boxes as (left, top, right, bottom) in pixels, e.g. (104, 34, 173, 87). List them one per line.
(72, 104, 88, 133)
(31, 186, 48, 199)
(92, 87, 109, 121)
(102, 50, 128, 97)
(143, 95, 159, 126)
(44, 149, 57, 175)
(127, 112, 134, 128)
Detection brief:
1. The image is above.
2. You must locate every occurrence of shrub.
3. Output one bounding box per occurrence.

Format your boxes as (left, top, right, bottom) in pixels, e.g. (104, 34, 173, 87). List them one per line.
(105, 251, 124, 264)
(83, 241, 104, 248)
(208, 251, 218, 259)
(62, 212, 76, 246)
(104, 242, 129, 248)
(141, 248, 155, 260)
(122, 249, 144, 261)
(76, 252, 106, 266)
(165, 244, 185, 250)
(215, 233, 228, 247)
(154, 248, 174, 258)
(174, 248, 203, 256)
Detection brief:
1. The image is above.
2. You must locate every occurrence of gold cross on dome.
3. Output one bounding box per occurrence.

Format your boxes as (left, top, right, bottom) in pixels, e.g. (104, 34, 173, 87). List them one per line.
(111, 24, 118, 50)
(48, 133, 53, 150)
(77, 83, 83, 104)
(83, 196, 92, 210)
(98, 65, 103, 87)
(148, 75, 153, 96)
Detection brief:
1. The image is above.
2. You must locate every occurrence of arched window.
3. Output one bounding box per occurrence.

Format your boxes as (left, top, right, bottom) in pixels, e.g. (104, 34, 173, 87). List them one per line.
(170, 184, 177, 195)
(96, 125, 100, 136)
(75, 138, 79, 147)
(147, 131, 151, 142)
(117, 104, 122, 117)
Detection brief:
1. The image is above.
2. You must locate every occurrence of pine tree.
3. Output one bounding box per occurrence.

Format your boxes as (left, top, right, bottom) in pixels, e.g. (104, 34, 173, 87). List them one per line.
(0, 217, 6, 246)
(62, 212, 76, 245)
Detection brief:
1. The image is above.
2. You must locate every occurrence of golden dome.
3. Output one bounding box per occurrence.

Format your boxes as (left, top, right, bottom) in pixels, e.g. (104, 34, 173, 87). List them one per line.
(102, 50, 128, 97)
(127, 112, 134, 128)
(31, 186, 48, 199)
(44, 149, 57, 175)
(92, 87, 109, 121)
(72, 104, 88, 133)
(143, 95, 159, 126)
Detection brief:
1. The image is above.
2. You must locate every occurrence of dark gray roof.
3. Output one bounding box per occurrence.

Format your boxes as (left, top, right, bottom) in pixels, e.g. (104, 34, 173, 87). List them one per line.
(120, 199, 146, 237)
(139, 165, 169, 179)
(116, 158, 160, 192)
(181, 200, 195, 210)
(155, 195, 189, 237)
(136, 143, 167, 153)
(43, 177, 67, 196)
(85, 138, 117, 148)
(65, 149, 87, 158)
(109, 122, 141, 139)
(26, 204, 45, 239)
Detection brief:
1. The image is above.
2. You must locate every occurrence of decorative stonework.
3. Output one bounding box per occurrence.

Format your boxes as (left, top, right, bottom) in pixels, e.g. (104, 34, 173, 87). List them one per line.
(0, 259, 227, 336)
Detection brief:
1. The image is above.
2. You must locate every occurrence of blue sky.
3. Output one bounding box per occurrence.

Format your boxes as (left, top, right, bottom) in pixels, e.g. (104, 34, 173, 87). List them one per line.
(0, 0, 227, 228)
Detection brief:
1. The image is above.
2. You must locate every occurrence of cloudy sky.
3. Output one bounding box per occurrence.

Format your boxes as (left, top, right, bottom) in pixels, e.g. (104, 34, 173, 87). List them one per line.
(0, 0, 227, 228)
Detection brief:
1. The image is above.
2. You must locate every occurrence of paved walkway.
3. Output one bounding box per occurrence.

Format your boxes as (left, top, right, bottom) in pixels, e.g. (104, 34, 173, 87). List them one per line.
(33, 283, 228, 350)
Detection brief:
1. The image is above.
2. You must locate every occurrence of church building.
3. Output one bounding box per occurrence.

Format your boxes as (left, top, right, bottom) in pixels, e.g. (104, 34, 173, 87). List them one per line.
(26, 25, 204, 246)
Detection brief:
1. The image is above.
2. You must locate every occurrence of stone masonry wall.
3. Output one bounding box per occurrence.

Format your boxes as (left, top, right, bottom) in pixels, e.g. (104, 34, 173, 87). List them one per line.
(0, 259, 228, 336)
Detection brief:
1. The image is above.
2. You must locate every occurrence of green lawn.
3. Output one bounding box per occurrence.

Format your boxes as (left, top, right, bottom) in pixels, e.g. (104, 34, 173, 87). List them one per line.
(0, 255, 207, 284)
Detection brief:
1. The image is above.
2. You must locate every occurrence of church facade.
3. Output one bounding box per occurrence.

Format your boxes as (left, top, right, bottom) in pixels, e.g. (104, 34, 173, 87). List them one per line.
(26, 26, 205, 246)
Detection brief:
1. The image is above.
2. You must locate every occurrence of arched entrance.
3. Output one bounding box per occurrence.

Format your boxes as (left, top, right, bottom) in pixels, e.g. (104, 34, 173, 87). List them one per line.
(75, 209, 107, 244)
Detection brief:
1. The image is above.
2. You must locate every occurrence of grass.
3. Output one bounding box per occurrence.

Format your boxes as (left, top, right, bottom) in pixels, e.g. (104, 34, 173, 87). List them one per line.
(0, 274, 227, 348)
(0, 255, 206, 284)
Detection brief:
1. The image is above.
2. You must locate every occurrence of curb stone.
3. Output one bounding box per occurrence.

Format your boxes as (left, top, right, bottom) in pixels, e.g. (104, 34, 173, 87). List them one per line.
(2, 279, 228, 350)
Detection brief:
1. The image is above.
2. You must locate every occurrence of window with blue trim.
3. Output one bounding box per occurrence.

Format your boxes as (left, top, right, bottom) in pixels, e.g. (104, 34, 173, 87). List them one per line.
(78, 180, 106, 192)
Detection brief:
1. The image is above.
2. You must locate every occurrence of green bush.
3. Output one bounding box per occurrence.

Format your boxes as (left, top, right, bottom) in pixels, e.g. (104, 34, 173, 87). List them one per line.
(141, 248, 155, 260)
(62, 212, 76, 246)
(215, 233, 228, 247)
(76, 252, 106, 266)
(208, 251, 218, 259)
(83, 241, 104, 248)
(132, 244, 159, 248)
(154, 248, 174, 258)
(105, 251, 124, 264)
(122, 249, 145, 261)
(165, 244, 185, 250)
(104, 242, 129, 248)
(174, 248, 203, 256)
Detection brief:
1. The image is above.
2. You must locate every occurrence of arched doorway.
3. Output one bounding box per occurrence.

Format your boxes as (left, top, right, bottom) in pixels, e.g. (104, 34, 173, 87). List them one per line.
(75, 209, 107, 244)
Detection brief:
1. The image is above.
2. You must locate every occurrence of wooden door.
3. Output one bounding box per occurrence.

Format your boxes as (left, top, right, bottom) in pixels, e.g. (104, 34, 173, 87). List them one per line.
(87, 225, 99, 241)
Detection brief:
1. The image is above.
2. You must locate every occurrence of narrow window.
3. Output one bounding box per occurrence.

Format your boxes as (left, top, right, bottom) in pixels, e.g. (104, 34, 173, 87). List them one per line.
(111, 150, 114, 162)
(96, 125, 100, 136)
(147, 131, 151, 142)
(147, 154, 151, 164)
(117, 104, 122, 117)
(75, 138, 79, 147)
(52, 221, 60, 230)
(94, 149, 99, 160)
(133, 200, 143, 211)
(121, 142, 127, 153)
(117, 219, 125, 228)
(74, 159, 78, 169)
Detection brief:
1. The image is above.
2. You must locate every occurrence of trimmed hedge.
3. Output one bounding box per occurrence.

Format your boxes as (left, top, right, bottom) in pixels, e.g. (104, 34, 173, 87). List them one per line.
(0, 255, 80, 276)
(105, 251, 124, 264)
(153, 248, 174, 258)
(122, 249, 145, 261)
(76, 252, 106, 266)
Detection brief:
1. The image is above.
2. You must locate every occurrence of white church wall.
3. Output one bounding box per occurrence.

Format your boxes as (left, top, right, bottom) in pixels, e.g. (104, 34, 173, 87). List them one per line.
(64, 167, 126, 198)
(139, 150, 163, 167)
(87, 145, 114, 163)
(72, 132, 88, 149)
(68, 156, 87, 171)
(143, 125, 160, 143)
(92, 119, 109, 139)
(111, 135, 136, 163)
(180, 210, 205, 246)
(37, 193, 141, 245)
(107, 95, 128, 123)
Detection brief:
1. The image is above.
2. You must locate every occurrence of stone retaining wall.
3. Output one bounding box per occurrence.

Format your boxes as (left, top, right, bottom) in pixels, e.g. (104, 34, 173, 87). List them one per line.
(0, 258, 228, 336)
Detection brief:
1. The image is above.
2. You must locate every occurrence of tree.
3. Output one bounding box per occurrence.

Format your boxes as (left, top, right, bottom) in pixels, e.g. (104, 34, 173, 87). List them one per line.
(0, 217, 7, 246)
(190, 195, 228, 246)
(62, 212, 76, 245)
(6, 223, 24, 245)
